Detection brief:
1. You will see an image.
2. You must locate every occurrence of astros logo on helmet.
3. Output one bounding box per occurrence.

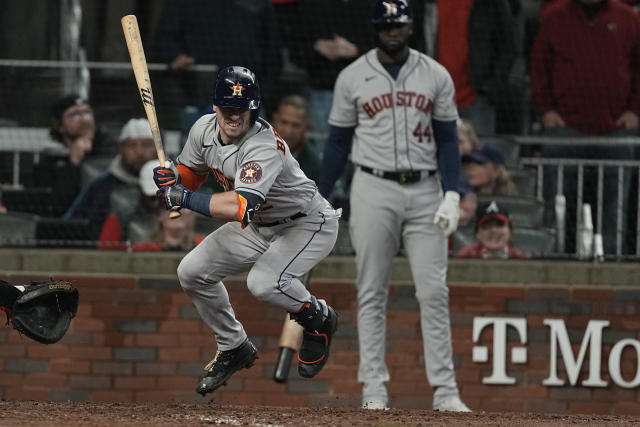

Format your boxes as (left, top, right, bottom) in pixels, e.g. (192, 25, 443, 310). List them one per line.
(230, 82, 245, 97)
(382, 1, 398, 16)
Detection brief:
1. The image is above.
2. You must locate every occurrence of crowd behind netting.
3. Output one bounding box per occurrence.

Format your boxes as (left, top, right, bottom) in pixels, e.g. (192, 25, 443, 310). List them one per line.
(1, 0, 639, 261)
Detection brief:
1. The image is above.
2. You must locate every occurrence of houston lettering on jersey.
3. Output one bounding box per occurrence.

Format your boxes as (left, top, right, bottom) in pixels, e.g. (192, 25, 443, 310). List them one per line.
(362, 91, 433, 118)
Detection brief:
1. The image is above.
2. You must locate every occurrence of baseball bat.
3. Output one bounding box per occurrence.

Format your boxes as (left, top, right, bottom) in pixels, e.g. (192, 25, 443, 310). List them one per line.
(121, 14, 180, 219)
(273, 270, 312, 383)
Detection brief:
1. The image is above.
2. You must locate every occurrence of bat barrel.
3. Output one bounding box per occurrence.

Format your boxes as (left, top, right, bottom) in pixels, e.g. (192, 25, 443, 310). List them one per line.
(273, 347, 296, 383)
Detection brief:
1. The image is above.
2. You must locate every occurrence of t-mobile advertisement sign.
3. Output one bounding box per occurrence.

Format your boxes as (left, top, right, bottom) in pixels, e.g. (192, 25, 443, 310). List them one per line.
(472, 317, 640, 388)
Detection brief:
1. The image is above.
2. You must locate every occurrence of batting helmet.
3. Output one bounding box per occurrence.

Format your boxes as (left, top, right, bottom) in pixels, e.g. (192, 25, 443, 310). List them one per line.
(371, 0, 413, 25)
(212, 66, 261, 110)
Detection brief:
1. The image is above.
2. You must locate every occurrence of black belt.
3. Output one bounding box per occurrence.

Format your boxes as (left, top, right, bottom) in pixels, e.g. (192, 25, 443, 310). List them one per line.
(257, 212, 307, 227)
(359, 166, 436, 184)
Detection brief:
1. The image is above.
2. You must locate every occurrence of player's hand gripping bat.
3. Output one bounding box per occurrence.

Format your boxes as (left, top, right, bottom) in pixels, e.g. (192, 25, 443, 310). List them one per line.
(121, 14, 180, 219)
(273, 270, 312, 383)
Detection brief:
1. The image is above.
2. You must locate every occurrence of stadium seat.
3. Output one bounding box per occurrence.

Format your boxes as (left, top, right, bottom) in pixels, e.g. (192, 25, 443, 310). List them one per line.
(0, 211, 37, 247)
(509, 167, 538, 198)
(512, 227, 556, 258)
(477, 195, 544, 228)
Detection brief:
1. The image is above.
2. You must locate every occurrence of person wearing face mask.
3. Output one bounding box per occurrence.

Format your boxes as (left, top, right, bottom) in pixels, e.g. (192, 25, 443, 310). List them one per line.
(455, 199, 530, 259)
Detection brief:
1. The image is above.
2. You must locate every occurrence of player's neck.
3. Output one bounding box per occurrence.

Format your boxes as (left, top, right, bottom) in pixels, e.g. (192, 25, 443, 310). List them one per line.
(376, 47, 409, 65)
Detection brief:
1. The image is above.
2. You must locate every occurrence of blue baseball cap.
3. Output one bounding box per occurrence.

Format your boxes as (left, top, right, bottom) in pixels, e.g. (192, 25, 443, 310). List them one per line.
(462, 142, 505, 165)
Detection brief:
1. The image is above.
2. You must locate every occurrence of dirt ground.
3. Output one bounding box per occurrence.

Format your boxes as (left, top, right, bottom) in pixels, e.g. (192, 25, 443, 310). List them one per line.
(1, 401, 639, 427)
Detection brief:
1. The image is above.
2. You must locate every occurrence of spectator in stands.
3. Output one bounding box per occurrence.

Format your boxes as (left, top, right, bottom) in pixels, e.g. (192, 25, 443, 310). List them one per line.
(132, 207, 204, 252)
(455, 200, 530, 259)
(63, 118, 157, 240)
(288, 0, 371, 137)
(413, 0, 519, 136)
(271, 94, 322, 182)
(97, 159, 160, 249)
(33, 95, 95, 216)
(150, 0, 282, 115)
(458, 178, 479, 228)
(0, 188, 6, 214)
(530, 0, 640, 137)
(531, 0, 640, 254)
(457, 119, 481, 156)
(462, 143, 518, 196)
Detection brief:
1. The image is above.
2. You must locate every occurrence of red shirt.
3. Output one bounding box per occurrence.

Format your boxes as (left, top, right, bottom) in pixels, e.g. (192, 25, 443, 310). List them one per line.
(530, 0, 640, 134)
(455, 243, 531, 259)
(437, 0, 477, 108)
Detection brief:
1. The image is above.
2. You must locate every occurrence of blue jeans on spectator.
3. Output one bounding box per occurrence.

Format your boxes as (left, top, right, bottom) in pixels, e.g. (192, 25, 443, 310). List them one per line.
(541, 126, 636, 255)
(458, 95, 495, 137)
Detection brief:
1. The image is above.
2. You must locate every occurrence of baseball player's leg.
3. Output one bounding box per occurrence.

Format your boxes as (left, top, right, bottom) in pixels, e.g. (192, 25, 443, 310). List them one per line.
(403, 179, 460, 405)
(350, 170, 403, 406)
(248, 205, 341, 378)
(177, 222, 268, 350)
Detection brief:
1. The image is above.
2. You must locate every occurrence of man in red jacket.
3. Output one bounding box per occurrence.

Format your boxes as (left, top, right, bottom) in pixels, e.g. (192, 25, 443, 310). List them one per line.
(530, 0, 640, 256)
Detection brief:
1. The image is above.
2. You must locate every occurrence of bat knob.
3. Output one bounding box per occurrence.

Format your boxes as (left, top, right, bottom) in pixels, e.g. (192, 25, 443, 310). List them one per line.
(273, 347, 296, 383)
(169, 208, 182, 219)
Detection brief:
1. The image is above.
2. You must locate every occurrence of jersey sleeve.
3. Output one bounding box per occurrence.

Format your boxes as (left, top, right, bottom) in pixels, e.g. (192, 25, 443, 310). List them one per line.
(328, 70, 357, 127)
(432, 67, 459, 122)
(176, 116, 211, 175)
(234, 143, 283, 202)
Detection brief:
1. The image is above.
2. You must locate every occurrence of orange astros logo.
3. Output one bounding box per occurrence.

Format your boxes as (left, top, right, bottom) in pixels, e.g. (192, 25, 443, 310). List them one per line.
(230, 82, 245, 97)
(239, 162, 262, 184)
(383, 1, 398, 16)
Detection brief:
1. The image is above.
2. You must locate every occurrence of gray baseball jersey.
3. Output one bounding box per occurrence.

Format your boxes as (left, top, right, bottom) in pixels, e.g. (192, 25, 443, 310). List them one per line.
(174, 113, 341, 352)
(328, 48, 462, 405)
(329, 48, 458, 171)
(177, 113, 317, 223)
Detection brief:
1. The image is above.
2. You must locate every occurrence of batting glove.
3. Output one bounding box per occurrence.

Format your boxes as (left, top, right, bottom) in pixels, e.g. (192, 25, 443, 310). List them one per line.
(157, 184, 191, 211)
(434, 191, 460, 237)
(153, 160, 180, 188)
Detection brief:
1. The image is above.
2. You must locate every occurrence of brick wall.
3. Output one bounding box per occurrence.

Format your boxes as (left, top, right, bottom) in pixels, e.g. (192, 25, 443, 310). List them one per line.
(1, 258, 640, 414)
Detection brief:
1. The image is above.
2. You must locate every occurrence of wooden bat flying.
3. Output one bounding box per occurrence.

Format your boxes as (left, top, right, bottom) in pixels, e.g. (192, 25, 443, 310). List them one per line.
(121, 14, 180, 219)
(273, 270, 312, 383)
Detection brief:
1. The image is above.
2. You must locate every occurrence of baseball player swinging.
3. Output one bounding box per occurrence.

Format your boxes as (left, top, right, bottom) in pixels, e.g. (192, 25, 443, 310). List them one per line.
(318, 0, 470, 412)
(152, 66, 341, 396)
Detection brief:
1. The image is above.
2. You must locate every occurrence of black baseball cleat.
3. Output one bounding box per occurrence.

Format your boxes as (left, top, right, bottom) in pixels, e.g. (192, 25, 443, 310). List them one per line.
(196, 338, 258, 396)
(297, 304, 339, 378)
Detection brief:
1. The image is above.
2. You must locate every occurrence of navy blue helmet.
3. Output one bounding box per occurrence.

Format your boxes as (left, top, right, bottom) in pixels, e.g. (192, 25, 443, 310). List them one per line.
(371, 0, 413, 25)
(212, 66, 261, 110)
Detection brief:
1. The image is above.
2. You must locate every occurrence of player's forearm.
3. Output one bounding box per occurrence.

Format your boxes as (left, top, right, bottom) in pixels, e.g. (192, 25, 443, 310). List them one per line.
(210, 191, 242, 222)
(318, 125, 354, 197)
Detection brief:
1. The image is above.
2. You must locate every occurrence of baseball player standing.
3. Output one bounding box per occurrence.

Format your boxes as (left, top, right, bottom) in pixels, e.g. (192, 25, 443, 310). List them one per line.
(318, 0, 469, 412)
(153, 66, 341, 396)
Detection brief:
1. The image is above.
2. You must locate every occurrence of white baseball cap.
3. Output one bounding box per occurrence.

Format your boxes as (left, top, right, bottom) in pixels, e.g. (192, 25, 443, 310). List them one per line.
(139, 159, 161, 197)
(119, 118, 153, 143)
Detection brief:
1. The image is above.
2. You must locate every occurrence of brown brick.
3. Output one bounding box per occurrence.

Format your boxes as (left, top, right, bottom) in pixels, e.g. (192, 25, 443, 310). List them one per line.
(391, 339, 422, 353)
(387, 380, 420, 395)
(526, 399, 568, 413)
(387, 352, 419, 367)
(331, 379, 361, 394)
(0, 345, 26, 357)
(158, 347, 200, 362)
(92, 361, 134, 376)
(613, 402, 640, 415)
(71, 318, 107, 332)
(158, 319, 201, 333)
(27, 345, 70, 359)
(0, 373, 24, 385)
(136, 362, 177, 376)
(134, 390, 177, 403)
(135, 333, 180, 347)
(91, 390, 134, 402)
(156, 376, 197, 390)
(50, 359, 91, 374)
(450, 285, 484, 297)
(69, 346, 113, 360)
(92, 304, 137, 318)
(572, 288, 615, 301)
(526, 287, 570, 299)
(501, 385, 548, 400)
(70, 375, 111, 389)
(70, 275, 137, 289)
(94, 333, 135, 347)
(25, 372, 68, 388)
(569, 401, 613, 415)
(178, 333, 215, 347)
(483, 286, 525, 299)
(482, 398, 525, 413)
(114, 376, 156, 390)
(4, 386, 48, 401)
(244, 378, 287, 393)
